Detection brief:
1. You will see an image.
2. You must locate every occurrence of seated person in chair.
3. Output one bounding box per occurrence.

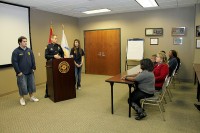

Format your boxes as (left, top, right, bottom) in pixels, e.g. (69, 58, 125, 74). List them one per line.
(153, 52, 169, 91)
(122, 58, 155, 120)
(174, 51, 181, 74)
(168, 50, 178, 76)
(150, 54, 157, 66)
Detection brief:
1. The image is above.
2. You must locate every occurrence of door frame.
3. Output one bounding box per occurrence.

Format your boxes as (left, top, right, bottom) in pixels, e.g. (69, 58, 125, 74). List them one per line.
(84, 28, 121, 74)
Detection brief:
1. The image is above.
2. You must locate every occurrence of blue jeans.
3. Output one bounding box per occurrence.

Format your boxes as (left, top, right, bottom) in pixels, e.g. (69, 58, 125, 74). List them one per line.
(17, 73, 36, 96)
(75, 66, 82, 88)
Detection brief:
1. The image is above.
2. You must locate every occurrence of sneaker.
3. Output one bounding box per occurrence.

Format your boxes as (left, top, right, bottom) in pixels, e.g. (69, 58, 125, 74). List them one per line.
(20, 98, 25, 106)
(44, 94, 49, 98)
(135, 112, 147, 120)
(30, 96, 39, 102)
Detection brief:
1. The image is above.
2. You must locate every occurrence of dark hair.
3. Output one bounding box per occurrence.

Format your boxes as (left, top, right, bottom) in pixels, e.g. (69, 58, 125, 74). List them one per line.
(18, 36, 27, 45)
(170, 50, 177, 57)
(73, 39, 82, 55)
(73, 39, 80, 47)
(140, 58, 154, 71)
(160, 50, 166, 54)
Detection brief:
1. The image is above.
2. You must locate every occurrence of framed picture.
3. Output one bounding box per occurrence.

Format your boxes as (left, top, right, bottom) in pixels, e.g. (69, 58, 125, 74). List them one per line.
(173, 37, 183, 45)
(150, 38, 159, 45)
(197, 39, 200, 49)
(145, 28, 163, 36)
(196, 25, 200, 37)
(172, 27, 186, 36)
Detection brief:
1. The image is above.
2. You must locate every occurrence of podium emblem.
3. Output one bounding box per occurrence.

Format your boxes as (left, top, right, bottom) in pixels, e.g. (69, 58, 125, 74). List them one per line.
(58, 61, 70, 73)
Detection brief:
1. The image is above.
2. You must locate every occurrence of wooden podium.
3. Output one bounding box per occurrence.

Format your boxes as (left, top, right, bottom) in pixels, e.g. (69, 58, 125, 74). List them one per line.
(46, 58, 76, 102)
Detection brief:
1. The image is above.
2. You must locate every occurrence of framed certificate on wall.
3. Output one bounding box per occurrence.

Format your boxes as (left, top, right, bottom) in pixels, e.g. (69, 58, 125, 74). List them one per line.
(173, 37, 183, 45)
(197, 39, 200, 49)
(150, 38, 159, 45)
(145, 28, 163, 36)
(172, 27, 186, 36)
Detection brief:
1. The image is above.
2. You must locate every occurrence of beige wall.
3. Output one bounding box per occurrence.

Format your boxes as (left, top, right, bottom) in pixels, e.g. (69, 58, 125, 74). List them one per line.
(79, 6, 195, 82)
(0, 9, 79, 95)
(194, 4, 200, 63)
(0, 6, 197, 95)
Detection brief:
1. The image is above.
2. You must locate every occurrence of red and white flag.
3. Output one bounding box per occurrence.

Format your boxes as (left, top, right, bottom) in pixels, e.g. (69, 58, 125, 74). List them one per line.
(48, 25, 53, 44)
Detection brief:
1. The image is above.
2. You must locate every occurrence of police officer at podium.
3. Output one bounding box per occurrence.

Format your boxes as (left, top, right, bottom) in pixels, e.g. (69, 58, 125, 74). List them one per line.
(44, 34, 64, 98)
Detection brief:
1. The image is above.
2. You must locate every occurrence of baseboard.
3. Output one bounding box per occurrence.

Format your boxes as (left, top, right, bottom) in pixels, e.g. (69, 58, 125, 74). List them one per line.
(0, 82, 46, 97)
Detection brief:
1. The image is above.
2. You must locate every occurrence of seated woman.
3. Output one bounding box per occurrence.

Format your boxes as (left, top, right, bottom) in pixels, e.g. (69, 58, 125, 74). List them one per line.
(168, 50, 178, 76)
(122, 58, 155, 120)
(153, 52, 169, 90)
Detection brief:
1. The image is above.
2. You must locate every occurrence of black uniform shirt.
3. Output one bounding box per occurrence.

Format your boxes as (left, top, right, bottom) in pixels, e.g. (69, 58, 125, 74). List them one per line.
(70, 47, 85, 64)
(45, 43, 64, 60)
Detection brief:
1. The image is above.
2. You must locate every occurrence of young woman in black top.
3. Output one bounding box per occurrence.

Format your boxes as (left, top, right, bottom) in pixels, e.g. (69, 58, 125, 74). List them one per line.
(70, 39, 85, 90)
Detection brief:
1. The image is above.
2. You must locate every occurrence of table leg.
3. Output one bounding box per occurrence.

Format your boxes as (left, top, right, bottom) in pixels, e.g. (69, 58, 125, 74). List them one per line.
(128, 84, 132, 118)
(194, 72, 197, 85)
(110, 82, 114, 114)
(197, 81, 200, 102)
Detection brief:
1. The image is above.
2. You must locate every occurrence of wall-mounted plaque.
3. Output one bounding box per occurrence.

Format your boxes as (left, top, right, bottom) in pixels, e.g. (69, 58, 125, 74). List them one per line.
(172, 27, 186, 36)
(173, 37, 183, 45)
(196, 25, 200, 37)
(197, 39, 200, 49)
(145, 28, 163, 36)
(150, 38, 159, 45)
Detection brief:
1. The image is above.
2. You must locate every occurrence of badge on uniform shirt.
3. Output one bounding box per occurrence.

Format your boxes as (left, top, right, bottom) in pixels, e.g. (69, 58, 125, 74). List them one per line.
(19, 53, 23, 56)
(50, 48, 53, 51)
(28, 52, 30, 55)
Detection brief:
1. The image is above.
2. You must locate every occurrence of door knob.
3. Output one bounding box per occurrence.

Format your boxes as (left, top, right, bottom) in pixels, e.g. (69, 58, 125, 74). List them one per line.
(98, 52, 101, 56)
(102, 52, 105, 57)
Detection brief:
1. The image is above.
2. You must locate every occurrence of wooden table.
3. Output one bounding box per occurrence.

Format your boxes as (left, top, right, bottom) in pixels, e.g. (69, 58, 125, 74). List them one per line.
(193, 64, 200, 101)
(105, 65, 141, 117)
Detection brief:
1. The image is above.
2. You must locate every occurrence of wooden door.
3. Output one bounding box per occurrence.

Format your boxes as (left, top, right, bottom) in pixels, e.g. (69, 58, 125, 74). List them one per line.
(85, 29, 120, 75)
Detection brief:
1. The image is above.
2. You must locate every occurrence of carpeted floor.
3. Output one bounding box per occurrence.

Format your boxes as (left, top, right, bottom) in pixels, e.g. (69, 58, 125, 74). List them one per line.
(0, 74, 199, 133)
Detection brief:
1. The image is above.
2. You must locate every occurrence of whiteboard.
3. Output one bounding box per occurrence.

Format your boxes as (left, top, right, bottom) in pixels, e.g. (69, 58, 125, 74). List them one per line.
(0, 2, 30, 67)
(127, 39, 144, 60)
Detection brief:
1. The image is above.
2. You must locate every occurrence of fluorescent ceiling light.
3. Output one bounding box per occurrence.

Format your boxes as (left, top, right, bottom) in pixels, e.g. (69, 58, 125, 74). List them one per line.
(82, 9, 111, 14)
(136, 0, 158, 8)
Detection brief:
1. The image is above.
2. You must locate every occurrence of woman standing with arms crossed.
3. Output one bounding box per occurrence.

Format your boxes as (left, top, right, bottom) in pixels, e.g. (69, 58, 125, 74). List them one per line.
(70, 39, 85, 90)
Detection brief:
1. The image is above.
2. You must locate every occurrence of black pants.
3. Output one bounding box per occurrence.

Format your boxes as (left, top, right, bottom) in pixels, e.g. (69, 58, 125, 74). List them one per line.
(155, 87, 162, 91)
(129, 89, 154, 107)
(45, 82, 48, 96)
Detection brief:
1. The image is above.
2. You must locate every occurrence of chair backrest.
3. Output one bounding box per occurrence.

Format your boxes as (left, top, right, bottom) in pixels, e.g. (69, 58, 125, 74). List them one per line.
(159, 76, 170, 102)
(175, 62, 181, 73)
(172, 65, 178, 77)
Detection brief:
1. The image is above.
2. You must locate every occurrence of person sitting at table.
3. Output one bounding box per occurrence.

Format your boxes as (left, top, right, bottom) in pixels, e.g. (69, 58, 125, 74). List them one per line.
(122, 58, 155, 120)
(153, 52, 169, 90)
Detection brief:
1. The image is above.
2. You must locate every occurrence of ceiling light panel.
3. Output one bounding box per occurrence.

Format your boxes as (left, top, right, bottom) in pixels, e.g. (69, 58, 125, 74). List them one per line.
(136, 0, 158, 8)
